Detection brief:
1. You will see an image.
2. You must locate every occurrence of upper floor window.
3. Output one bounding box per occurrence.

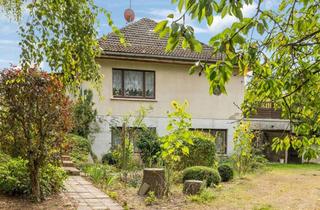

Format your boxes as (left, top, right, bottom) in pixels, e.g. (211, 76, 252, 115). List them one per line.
(112, 69, 155, 99)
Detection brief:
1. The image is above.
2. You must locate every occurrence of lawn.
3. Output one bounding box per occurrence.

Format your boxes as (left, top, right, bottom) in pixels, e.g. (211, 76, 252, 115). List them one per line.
(109, 163, 320, 210)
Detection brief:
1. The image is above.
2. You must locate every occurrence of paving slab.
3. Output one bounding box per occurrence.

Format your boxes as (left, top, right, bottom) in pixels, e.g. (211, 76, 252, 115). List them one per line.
(64, 176, 123, 210)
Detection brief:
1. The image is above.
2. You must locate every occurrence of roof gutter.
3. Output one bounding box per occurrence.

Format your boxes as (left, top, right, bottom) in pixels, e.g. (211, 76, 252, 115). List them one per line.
(97, 51, 218, 65)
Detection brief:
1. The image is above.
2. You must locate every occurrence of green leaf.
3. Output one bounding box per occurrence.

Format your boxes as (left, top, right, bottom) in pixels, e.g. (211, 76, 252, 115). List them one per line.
(188, 65, 197, 74)
(206, 15, 213, 26)
(167, 14, 174, 19)
(178, 0, 184, 12)
(154, 20, 168, 33)
(221, 5, 228, 18)
(257, 22, 265, 35)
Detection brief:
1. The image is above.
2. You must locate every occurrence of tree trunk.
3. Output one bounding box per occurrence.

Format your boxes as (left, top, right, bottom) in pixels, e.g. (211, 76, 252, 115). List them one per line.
(138, 168, 165, 198)
(29, 161, 41, 202)
(285, 149, 288, 164)
(183, 180, 203, 195)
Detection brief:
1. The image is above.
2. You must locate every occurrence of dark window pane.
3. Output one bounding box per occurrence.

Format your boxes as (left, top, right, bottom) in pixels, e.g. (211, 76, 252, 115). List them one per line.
(112, 70, 123, 96)
(212, 130, 227, 154)
(145, 72, 155, 98)
(124, 71, 143, 97)
(111, 128, 122, 149)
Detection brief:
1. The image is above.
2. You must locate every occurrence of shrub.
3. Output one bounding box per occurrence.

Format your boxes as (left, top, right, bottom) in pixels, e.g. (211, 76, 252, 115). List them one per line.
(182, 166, 221, 187)
(144, 191, 158, 206)
(180, 131, 217, 169)
(0, 68, 73, 201)
(102, 153, 117, 165)
(72, 89, 98, 139)
(0, 157, 66, 198)
(64, 134, 91, 165)
(218, 164, 234, 182)
(82, 164, 117, 185)
(232, 121, 255, 177)
(136, 129, 160, 167)
(39, 164, 67, 198)
(250, 155, 268, 171)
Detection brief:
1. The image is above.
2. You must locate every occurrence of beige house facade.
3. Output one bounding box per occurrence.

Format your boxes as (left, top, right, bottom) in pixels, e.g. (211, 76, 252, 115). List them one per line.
(87, 18, 290, 160)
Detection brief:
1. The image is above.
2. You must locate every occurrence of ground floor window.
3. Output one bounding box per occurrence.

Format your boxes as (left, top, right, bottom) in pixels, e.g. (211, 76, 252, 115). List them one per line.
(111, 127, 156, 153)
(191, 128, 228, 154)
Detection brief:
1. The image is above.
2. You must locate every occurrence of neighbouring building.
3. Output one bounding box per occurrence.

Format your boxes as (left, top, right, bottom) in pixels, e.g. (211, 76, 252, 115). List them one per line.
(85, 18, 291, 161)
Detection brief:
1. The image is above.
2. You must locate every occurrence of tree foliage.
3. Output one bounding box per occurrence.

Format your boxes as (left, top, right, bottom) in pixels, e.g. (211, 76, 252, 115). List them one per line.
(72, 89, 98, 139)
(232, 121, 254, 177)
(0, 0, 124, 90)
(160, 100, 193, 193)
(0, 67, 73, 201)
(160, 0, 320, 158)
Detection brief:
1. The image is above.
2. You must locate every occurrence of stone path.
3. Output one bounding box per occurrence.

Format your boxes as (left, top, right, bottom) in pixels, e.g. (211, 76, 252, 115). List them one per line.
(64, 175, 123, 210)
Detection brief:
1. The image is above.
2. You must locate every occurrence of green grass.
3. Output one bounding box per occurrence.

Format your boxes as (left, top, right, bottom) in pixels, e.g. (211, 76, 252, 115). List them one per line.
(266, 163, 320, 170)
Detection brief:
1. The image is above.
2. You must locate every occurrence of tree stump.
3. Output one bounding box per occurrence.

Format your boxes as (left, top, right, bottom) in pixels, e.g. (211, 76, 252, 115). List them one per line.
(183, 180, 203, 195)
(138, 168, 165, 198)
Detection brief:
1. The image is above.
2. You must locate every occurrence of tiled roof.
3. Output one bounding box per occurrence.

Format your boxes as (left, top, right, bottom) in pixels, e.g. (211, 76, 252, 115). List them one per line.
(99, 18, 222, 63)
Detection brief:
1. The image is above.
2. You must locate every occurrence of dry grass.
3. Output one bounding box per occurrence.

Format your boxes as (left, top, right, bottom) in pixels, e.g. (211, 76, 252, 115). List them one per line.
(109, 164, 320, 210)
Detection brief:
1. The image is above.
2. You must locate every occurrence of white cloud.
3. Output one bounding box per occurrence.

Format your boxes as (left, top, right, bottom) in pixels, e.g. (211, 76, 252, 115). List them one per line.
(146, 8, 210, 34)
(145, 3, 257, 36)
(207, 3, 257, 35)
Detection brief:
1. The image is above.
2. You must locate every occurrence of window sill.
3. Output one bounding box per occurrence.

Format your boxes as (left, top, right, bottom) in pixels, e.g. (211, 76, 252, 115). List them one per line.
(110, 97, 157, 102)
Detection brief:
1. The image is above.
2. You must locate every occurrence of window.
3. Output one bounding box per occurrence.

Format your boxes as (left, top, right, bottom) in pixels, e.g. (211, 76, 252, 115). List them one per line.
(191, 128, 227, 154)
(111, 127, 156, 153)
(112, 69, 155, 99)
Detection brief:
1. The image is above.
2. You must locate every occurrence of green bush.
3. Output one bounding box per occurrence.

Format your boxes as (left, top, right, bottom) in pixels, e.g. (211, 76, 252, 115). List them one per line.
(136, 129, 160, 166)
(179, 131, 217, 169)
(182, 166, 221, 187)
(39, 164, 67, 197)
(218, 164, 234, 182)
(64, 134, 91, 164)
(0, 157, 66, 198)
(102, 153, 117, 165)
(250, 155, 268, 171)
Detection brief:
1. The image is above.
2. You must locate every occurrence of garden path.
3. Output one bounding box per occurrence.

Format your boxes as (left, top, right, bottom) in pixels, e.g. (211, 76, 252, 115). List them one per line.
(64, 176, 123, 210)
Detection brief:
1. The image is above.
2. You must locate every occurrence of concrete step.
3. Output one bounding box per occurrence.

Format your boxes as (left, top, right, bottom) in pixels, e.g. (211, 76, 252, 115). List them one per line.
(63, 167, 80, 176)
(62, 155, 71, 161)
(62, 160, 75, 168)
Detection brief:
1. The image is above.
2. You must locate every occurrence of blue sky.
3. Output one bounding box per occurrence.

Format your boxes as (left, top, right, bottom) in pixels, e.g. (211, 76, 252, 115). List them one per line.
(0, 0, 274, 69)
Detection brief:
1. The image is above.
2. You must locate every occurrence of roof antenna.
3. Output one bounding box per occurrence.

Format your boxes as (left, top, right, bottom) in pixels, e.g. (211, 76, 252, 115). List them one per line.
(124, 0, 135, 23)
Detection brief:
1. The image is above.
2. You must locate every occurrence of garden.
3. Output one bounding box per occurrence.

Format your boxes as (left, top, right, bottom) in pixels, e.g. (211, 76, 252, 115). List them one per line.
(0, 67, 319, 210)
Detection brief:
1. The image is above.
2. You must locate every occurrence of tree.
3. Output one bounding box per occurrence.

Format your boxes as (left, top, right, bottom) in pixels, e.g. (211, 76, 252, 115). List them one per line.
(108, 106, 153, 183)
(232, 121, 254, 177)
(0, 67, 73, 201)
(158, 0, 320, 159)
(160, 100, 193, 194)
(0, 0, 124, 90)
(72, 89, 98, 139)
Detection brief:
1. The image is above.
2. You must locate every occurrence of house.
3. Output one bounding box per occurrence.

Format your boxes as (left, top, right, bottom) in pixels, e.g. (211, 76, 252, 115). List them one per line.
(86, 18, 291, 161)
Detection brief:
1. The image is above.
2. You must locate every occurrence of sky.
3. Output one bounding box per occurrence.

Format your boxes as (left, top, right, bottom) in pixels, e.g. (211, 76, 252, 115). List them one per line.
(0, 0, 274, 69)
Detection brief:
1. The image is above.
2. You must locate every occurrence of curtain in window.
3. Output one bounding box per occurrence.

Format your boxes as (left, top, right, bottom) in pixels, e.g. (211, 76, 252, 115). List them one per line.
(215, 131, 226, 154)
(112, 70, 122, 96)
(124, 71, 143, 97)
(145, 72, 155, 98)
